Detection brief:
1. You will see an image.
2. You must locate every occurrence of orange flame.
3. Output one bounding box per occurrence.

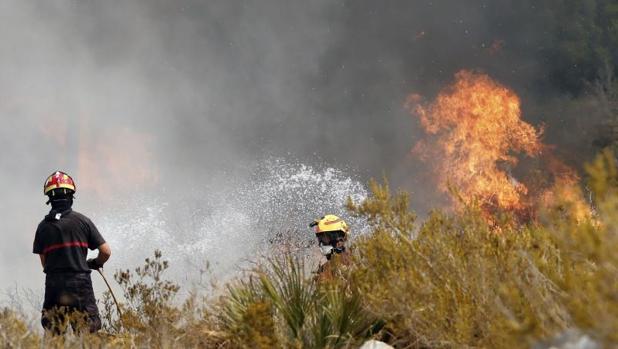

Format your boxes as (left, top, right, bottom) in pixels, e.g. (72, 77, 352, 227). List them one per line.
(539, 157, 593, 223)
(77, 120, 158, 198)
(407, 70, 543, 215)
(487, 39, 504, 55)
(37, 114, 158, 199)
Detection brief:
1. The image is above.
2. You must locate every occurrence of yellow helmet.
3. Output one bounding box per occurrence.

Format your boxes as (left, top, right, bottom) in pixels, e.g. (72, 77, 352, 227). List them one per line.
(310, 214, 350, 236)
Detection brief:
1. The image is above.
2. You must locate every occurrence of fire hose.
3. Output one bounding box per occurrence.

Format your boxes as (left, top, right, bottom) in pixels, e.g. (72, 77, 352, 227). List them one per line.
(96, 269, 123, 324)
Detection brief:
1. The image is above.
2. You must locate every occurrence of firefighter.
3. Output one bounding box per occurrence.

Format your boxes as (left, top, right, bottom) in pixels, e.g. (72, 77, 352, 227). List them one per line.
(310, 215, 350, 280)
(310, 214, 350, 260)
(32, 171, 111, 334)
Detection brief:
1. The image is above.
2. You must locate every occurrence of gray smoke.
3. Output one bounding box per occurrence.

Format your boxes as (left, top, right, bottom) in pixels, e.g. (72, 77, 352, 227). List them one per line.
(0, 0, 357, 293)
(0, 1, 607, 294)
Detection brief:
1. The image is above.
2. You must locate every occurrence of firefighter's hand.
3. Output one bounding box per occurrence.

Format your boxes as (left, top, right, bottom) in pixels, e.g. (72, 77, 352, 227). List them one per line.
(87, 258, 101, 270)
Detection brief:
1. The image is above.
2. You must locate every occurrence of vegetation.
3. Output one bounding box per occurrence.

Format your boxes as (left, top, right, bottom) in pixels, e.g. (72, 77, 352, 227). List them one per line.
(218, 256, 380, 348)
(1, 2, 616, 348)
(0, 151, 616, 348)
(344, 179, 616, 347)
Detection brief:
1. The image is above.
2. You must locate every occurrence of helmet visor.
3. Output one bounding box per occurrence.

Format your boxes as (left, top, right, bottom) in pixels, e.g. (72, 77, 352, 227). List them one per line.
(316, 230, 346, 245)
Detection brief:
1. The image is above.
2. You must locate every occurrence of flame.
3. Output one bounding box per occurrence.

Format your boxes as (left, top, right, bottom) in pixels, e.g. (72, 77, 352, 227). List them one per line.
(540, 157, 593, 223)
(407, 70, 543, 215)
(77, 121, 158, 198)
(34, 108, 159, 199)
(487, 39, 504, 55)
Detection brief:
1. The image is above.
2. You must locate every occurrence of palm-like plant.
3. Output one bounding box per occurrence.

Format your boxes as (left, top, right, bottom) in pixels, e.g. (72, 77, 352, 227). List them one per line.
(220, 255, 380, 348)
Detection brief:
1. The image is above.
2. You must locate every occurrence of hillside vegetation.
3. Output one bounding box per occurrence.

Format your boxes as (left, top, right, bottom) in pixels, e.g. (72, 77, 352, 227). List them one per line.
(1, 151, 617, 348)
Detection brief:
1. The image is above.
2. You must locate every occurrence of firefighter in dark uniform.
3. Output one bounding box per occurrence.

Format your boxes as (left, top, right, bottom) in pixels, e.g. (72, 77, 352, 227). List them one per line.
(33, 171, 111, 334)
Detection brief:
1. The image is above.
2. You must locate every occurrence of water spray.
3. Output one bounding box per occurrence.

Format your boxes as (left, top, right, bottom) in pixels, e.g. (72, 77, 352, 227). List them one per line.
(99, 159, 369, 283)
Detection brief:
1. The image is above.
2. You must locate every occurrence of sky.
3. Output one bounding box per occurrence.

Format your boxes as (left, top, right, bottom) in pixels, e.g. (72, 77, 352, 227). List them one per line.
(0, 1, 608, 299)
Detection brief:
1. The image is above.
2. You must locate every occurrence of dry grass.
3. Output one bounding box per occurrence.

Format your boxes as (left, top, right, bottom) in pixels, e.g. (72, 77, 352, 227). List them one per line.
(1, 151, 617, 348)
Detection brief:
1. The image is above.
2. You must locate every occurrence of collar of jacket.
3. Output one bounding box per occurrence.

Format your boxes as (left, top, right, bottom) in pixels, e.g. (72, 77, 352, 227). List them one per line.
(45, 208, 73, 222)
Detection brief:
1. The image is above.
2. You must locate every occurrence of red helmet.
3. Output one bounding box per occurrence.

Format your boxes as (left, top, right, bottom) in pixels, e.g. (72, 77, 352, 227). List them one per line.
(44, 171, 76, 196)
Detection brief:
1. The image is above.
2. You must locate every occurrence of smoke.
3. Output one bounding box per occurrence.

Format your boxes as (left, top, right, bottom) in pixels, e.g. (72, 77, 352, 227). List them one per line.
(0, 0, 356, 293)
(0, 1, 608, 293)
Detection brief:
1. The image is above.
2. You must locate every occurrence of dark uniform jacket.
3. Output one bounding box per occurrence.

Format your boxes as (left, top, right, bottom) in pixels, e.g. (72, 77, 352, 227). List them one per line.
(32, 208, 105, 333)
(33, 208, 105, 273)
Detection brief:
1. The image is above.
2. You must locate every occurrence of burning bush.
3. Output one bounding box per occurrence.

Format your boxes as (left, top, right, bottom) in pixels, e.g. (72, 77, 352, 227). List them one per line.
(407, 70, 595, 226)
(408, 70, 544, 217)
(343, 152, 617, 347)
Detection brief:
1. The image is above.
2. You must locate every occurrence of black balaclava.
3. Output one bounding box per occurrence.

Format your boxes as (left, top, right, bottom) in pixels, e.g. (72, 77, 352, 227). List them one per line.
(47, 190, 74, 215)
